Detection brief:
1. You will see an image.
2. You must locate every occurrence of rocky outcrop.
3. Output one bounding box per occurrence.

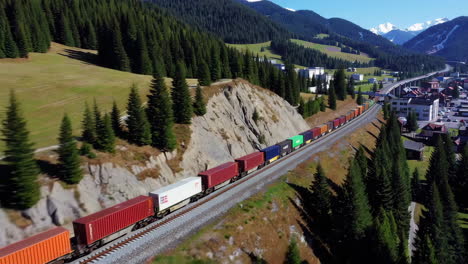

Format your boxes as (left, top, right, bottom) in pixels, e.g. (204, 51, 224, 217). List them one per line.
(0, 79, 308, 247)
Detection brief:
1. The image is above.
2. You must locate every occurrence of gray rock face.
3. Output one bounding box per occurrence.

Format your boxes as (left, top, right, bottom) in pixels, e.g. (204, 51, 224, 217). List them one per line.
(0, 80, 308, 247)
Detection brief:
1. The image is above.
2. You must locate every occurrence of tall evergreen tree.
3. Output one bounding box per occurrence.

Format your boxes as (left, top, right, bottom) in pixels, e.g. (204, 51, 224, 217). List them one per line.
(328, 81, 337, 110)
(374, 208, 399, 263)
(334, 69, 346, 100)
(134, 30, 152, 75)
(406, 111, 418, 132)
(111, 100, 123, 138)
(356, 87, 363, 105)
(81, 102, 96, 144)
(1, 91, 40, 209)
(455, 145, 468, 206)
(57, 114, 82, 184)
(126, 85, 151, 146)
(309, 164, 332, 222)
(95, 113, 116, 153)
(347, 76, 355, 99)
(146, 72, 177, 152)
(198, 61, 212, 86)
(172, 62, 193, 124)
(193, 85, 207, 116)
(284, 238, 301, 264)
(411, 168, 421, 201)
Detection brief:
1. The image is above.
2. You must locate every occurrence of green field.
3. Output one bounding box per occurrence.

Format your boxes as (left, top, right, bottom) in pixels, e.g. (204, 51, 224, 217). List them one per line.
(0, 43, 197, 151)
(227, 41, 281, 61)
(291, 39, 374, 63)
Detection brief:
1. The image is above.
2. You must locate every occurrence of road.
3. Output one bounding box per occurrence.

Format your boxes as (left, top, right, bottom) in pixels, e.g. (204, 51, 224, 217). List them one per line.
(73, 105, 382, 264)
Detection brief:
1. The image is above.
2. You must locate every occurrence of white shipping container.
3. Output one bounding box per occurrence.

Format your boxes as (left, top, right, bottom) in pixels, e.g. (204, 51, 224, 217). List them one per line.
(149, 177, 202, 211)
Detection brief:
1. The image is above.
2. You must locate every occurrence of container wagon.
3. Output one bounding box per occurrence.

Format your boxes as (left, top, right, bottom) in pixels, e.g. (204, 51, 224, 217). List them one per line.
(312, 127, 322, 139)
(277, 140, 292, 157)
(357, 106, 364, 115)
(354, 108, 359, 117)
(198, 162, 239, 193)
(300, 131, 313, 144)
(236, 152, 265, 176)
(288, 135, 304, 151)
(149, 177, 203, 218)
(261, 145, 281, 164)
(0, 227, 71, 264)
(73, 196, 154, 254)
(339, 116, 346, 126)
(333, 118, 341, 129)
(327, 121, 333, 133)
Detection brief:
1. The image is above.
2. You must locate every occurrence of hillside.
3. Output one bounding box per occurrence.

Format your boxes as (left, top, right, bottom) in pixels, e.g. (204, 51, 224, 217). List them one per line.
(149, 0, 291, 43)
(291, 39, 373, 63)
(382, 30, 416, 45)
(0, 79, 309, 247)
(0, 43, 197, 151)
(404, 16, 468, 61)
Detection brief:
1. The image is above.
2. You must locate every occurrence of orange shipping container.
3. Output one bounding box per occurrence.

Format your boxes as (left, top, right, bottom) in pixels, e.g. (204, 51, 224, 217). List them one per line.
(0, 227, 71, 264)
(319, 124, 327, 135)
(358, 106, 364, 115)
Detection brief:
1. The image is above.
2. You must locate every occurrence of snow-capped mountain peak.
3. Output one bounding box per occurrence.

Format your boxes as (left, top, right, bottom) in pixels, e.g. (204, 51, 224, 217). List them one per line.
(406, 18, 449, 32)
(285, 7, 296, 12)
(370, 22, 397, 35)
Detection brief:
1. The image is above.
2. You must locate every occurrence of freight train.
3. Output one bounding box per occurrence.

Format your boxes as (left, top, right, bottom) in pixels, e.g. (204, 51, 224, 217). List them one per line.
(0, 101, 374, 264)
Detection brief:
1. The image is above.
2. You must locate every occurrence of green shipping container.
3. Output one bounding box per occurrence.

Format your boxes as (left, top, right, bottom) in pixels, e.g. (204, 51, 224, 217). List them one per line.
(288, 135, 304, 149)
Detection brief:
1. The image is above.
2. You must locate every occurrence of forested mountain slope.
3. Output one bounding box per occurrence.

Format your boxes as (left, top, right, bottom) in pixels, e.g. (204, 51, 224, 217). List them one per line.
(148, 0, 292, 43)
(404, 16, 468, 62)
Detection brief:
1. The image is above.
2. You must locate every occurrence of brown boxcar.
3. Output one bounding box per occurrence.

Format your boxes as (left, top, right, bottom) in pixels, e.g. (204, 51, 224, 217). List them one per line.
(345, 112, 352, 122)
(354, 108, 359, 117)
(312, 127, 322, 139)
(339, 116, 346, 126)
(198, 162, 239, 190)
(350, 110, 355, 119)
(236, 152, 264, 175)
(358, 105, 364, 115)
(73, 196, 154, 247)
(333, 118, 340, 129)
(0, 227, 71, 264)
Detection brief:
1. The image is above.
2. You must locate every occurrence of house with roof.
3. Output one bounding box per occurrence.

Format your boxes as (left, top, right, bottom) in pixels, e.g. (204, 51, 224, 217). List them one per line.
(352, 74, 364, 81)
(420, 122, 447, 138)
(422, 80, 440, 92)
(403, 140, 425, 160)
(389, 97, 439, 121)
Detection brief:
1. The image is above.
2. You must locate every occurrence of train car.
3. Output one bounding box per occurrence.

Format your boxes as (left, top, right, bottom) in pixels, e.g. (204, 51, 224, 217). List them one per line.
(339, 116, 346, 126)
(300, 131, 313, 144)
(333, 118, 340, 129)
(350, 110, 355, 119)
(236, 152, 265, 176)
(277, 140, 292, 157)
(288, 135, 304, 151)
(73, 196, 154, 254)
(354, 108, 359, 117)
(312, 127, 322, 139)
(261, 145, 281, 164)
(326, 121, 333, 133)
(357, 105, 364, 115)
(198, 162, 239, 193)
(346, 111, 353, 122)
(149, 177, 203, 218)
(0, 227, 71, 264)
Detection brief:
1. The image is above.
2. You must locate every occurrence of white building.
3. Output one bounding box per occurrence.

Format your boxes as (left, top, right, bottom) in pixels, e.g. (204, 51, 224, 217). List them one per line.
(308, 86, 318, 93)
(298, 67, 325, 79)
(390, 97, 439, 121)
(351, 74, 364, 81)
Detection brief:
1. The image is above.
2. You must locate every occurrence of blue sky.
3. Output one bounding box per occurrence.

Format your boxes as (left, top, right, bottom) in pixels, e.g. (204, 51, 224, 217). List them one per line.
(269, 0, 468, 29)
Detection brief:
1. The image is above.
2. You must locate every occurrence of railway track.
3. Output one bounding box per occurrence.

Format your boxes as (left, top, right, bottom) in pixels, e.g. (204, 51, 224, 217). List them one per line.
(74, 104, 381, 264)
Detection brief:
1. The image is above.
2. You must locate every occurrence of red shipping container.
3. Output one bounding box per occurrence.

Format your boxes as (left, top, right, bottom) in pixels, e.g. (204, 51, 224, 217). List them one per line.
(0, 227, 71, 264)
(236, 152, 264, 174)
(198, 162, 239, 190)
(333, 118, 340, 129)
(311, 127, 321, 138)
(73, 196, 154, 246)
(345, 113, 351, 122)
(340, 116, 346, 125)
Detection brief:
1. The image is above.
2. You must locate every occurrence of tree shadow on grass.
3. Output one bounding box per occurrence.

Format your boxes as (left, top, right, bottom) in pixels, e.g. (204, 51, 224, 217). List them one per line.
(58, 49, 98, 66)
(36, 159, 59, 178)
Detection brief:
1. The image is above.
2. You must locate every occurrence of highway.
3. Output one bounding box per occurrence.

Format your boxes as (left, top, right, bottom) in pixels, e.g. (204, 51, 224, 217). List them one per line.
(73, 104, 382, 264)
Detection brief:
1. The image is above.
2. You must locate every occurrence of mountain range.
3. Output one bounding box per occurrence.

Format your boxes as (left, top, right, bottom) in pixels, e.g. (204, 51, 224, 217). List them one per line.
(404, 16, 468, 61)
(370, 18, 449, 45)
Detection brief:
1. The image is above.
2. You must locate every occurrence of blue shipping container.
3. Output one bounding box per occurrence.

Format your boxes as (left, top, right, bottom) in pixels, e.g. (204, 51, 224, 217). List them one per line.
(261, 145, 281, 161)
(300, 131, 313, 143)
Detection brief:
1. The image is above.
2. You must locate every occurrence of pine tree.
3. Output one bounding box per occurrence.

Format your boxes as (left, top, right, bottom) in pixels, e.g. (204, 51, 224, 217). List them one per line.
(210, 46, 221, 81)
(309, 164, 332, 220)
(356, 87, 363, 105)
(3, 19, 18, 58)
(413, 234, 438, 264)
(334, 69, 346, 100)
(407, 111, 418, 132)
(172, 62, 193, 124)
(284, 238, 301, 264)
(126, 85, 151, 146)
(347, 76, 355, 99)
(411, 168, 421, 201)
(111, 101, 123, 138)
(1, 91, 40, 209)
(134, 30, 152, 75)
(372, 83, 378, 93)
(328, 81, 337, 110)
(391, 159, 411, 243)
(298, 97, 305, 117)
(198, 61, 212, 86)
(81, 102, 96, 144)
(374, 208, 399, 263)
(355, 146, 368, 181)
(193, 85, 207, 116)
(96, 114, 116, 153)
(455, 145, 468, 207)
(57, 114, 82, 184)
(342, 160, 373, 240)
(146, 72, 177, 152)
(319, 97, 326, 112)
